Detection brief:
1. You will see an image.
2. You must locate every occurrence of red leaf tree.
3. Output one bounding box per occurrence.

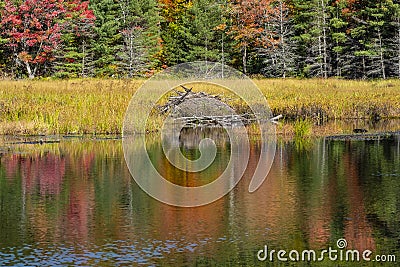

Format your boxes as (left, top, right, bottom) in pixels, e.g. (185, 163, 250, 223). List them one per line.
(230, 0, 276, 74)
(1, 0, 67, 78)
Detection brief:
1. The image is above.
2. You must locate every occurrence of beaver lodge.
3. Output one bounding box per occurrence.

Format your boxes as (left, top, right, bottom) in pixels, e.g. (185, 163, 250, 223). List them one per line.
(158, 85, 266, 128)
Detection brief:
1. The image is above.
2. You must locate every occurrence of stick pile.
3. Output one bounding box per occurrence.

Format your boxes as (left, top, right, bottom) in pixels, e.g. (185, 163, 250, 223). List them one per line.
(158, 85, 222, 114)
(175, 113, 259, 128)
(158, 85, 280, 128)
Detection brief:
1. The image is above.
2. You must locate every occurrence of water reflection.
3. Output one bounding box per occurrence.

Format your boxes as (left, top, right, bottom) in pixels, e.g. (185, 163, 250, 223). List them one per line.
(0, 134, 399, 266)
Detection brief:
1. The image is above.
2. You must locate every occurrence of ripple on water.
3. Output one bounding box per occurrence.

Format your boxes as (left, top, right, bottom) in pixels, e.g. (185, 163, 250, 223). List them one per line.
(0, 238, 212, 266)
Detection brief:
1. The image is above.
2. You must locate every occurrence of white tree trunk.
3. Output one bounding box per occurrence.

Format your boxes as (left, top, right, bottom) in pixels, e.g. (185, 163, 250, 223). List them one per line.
(25, 62, 34, 79)
(242, 45, 247, 74)
(320, 0, 328, 78)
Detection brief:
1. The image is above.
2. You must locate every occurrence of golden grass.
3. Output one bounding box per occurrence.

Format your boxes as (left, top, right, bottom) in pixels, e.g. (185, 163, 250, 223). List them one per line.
(254, 78, 400, 120)
(0, 78, 399, 135)
(0, 79, 141, 135)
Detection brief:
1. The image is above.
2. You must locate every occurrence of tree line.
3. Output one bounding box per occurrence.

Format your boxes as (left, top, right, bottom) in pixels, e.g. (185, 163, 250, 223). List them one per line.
(1, 0, 400, 79)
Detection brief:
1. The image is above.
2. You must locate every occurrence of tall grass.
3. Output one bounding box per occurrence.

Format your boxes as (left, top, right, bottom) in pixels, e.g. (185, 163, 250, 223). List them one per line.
(0, 79, 141, 135)
(255, 79, 400, 120)
(294, 118, 313, 138)
(0, 78, 399, 135)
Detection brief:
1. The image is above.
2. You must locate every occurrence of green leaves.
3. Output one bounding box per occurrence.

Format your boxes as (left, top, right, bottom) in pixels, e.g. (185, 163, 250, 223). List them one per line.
(0, 0, 400, 79)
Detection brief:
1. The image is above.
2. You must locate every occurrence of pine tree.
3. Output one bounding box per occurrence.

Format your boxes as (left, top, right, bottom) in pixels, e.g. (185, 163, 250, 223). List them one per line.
(365, 3, 389, 79)
(0, 36, 7, 77)
(158, 0, 192, 66)
(387, 1, 400, 78)
(350, 0, 390, 79)
(89, 0, 122, 76)
(182, 0, 225, 63)
(55, 0, 96, 78)
(328, 0, 352, 78)
(292, 0, 330, 78)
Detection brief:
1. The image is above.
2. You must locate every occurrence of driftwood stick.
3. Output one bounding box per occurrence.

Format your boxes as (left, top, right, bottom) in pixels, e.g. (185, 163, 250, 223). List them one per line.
(172, 89, 184, 95)
(270, 114, 283, 125)
(271, 114, 283, 121)
(173, 86, 192, 104)
(160, 86, 193, 114)
(181, 85, 192, 92)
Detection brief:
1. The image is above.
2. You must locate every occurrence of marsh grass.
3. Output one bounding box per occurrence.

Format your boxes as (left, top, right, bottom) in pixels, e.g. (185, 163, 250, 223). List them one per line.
(255, 79, 400, 120)
(294, 118, 313, 138)
(0, 79, 141, 135)
(0, 78, 399, 135)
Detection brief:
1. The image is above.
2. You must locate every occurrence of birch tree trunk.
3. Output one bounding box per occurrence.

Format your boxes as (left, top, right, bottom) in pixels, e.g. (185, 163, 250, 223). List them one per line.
(242, 44, 247, 74)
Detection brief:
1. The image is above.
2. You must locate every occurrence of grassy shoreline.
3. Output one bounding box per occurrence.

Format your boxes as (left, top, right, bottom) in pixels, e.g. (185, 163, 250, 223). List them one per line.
(0, 78, 399, 135)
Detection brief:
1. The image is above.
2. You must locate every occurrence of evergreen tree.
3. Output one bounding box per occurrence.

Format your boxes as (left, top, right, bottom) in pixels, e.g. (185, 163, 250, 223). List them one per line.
(292, 0, 330, 78)
(182, 0, 225, 63)
(55, 0, 96, 78)
(349, 0, 390, 79)
(158, 0, 192, 66)
(386, 1, 400, 78)
(90, 0, 122, 76)
(328, 0, 352, 78)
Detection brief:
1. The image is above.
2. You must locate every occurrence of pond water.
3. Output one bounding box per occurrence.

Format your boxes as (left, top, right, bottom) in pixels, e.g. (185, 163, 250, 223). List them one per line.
(0, 131, 399, 266)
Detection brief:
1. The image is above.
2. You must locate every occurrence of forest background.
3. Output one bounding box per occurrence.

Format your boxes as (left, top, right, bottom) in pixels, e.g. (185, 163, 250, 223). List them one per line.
(1, 0, 400, 80)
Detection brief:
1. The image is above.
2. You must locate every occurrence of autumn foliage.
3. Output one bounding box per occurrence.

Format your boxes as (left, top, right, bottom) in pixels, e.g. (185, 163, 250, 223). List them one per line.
(0, 0, 400, 79)
(0, 0, 95, 78)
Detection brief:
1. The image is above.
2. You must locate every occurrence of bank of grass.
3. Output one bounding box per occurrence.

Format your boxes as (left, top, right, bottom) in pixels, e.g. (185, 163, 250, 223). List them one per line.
(257, 79, 400, 120)
(0, 78, 399, 135)
(0, 79, 141, 135)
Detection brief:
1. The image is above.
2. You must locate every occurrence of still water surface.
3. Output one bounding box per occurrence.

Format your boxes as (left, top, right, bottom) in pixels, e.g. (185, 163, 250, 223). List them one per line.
(0, 132, 399, 266)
